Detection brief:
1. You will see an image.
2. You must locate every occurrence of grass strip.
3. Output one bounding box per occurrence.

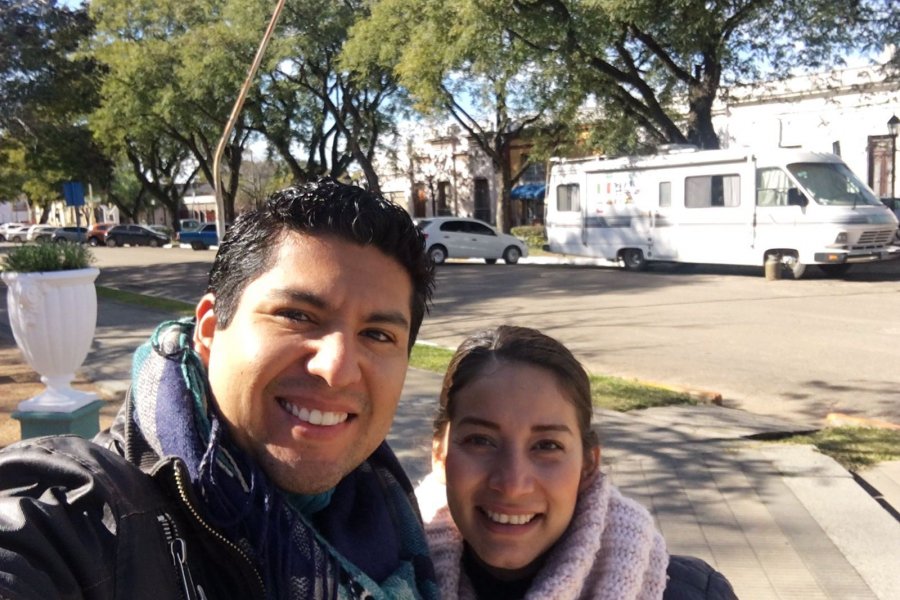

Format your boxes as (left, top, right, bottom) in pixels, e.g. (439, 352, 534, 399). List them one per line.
(96, 285, 195, 317)
(776, 427, 900, 471)
(590, 374, 696, 412)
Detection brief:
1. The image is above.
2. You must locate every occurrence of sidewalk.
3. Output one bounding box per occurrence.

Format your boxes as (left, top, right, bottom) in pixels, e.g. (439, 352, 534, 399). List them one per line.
(2, 295, 900, 599)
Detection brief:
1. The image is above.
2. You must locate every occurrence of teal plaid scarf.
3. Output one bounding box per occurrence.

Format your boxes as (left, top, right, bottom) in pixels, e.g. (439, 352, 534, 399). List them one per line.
(131, 319, 439, 600)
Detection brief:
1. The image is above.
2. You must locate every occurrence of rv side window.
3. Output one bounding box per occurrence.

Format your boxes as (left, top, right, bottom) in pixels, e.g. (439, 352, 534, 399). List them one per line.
(685, 174, 740, 208)
(659, 182, 671, 207)
(756, 168, 792, 206)
(556, 184, 580, 212)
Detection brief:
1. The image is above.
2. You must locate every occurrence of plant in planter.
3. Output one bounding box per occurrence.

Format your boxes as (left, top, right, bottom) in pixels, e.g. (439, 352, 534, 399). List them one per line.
(1, 242, 100, 423)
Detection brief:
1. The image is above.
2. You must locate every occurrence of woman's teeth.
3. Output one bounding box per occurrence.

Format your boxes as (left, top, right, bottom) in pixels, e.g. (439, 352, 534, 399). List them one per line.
(485, 510, 536, 525)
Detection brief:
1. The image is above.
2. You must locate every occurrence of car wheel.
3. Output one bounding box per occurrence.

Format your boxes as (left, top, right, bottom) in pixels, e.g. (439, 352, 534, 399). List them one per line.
(485, 258, 497, 264)
(190, 241, 207, 251)
(88, 237, 99, 247)
(428, 245, 448, 265)
(503, 246, 521, 264)
(621, 248, 646, 271)
(11, 235, 23, 243)
(149, 238, 159, 248)
(106, 237, 117, 247)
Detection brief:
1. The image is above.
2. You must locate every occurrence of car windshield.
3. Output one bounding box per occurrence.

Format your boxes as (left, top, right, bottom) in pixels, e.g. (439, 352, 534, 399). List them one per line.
(787, 162, 882, 207)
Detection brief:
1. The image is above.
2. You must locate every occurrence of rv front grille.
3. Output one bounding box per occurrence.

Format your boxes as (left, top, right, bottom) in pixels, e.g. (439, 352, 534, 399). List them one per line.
(853, 230, 894, 248)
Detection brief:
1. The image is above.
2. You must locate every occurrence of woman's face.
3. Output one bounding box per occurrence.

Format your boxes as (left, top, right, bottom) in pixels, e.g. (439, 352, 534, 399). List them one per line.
(434, 360, 598, 578)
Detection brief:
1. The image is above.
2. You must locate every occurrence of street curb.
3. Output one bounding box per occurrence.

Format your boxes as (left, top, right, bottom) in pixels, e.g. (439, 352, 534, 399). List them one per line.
(825, 412, 900, 430)
(641, 381, 724, 405)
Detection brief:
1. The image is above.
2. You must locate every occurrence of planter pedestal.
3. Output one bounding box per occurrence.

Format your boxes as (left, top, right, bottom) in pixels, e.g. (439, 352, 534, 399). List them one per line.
(2, 267, 101, 439)
(13, 400, 103, 439)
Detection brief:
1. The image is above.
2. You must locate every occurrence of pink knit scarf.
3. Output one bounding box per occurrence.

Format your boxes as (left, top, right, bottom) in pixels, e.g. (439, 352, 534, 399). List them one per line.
(416, 472, 669, 600)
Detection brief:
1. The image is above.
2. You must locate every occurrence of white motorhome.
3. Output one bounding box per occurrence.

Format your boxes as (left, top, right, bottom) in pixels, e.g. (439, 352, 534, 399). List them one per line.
(545, 147, 900, 277)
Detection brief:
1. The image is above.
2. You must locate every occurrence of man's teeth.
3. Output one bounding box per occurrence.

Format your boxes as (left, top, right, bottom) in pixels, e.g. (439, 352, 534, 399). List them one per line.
(280, 400, 348, 426)
(485, 510, 536, 525)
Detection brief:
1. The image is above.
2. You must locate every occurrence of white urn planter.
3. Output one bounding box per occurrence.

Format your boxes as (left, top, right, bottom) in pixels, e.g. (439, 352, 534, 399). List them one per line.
(2, 267, 100, 413)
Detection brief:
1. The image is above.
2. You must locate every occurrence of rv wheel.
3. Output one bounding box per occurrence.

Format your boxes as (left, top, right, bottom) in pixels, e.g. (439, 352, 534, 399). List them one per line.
(782, 253, 805, 279)
(621, 249, 647, 271)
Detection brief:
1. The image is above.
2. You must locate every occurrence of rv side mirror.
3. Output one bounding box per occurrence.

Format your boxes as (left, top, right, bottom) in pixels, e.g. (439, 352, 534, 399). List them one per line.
(787, 188, 808, 207)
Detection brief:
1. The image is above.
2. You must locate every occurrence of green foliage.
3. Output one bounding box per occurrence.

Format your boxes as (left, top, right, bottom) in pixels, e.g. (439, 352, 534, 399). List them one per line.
(510, 225, 546, 251)
(779, 427, 900, 471)
(1, 243, 95, 273)
(0, 0, 110, 201)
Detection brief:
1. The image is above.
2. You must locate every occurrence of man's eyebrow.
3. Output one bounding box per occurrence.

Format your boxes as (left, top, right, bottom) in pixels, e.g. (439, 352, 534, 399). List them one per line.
(456, 416, 574, 435)
(269, 288, 410, 330)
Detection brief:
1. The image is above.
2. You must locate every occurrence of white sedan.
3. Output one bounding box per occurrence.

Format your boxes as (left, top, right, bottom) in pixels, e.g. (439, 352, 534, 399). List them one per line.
(416, 217, 529, 265)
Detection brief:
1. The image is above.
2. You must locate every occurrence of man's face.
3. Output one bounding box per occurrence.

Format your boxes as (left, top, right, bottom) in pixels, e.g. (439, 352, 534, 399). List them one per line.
(194, 232, 414, 494)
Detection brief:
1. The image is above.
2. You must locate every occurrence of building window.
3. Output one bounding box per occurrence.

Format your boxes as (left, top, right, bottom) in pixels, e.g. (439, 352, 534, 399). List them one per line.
(557, 184, 580, 212)
(685, 174, 740, 208)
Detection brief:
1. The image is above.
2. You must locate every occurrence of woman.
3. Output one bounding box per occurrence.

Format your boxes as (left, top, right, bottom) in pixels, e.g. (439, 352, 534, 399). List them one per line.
(416, 325, 737, 600)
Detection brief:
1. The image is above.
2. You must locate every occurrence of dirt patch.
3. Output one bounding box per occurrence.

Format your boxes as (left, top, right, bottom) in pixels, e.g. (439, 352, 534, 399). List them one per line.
(0, 342, 119, 448)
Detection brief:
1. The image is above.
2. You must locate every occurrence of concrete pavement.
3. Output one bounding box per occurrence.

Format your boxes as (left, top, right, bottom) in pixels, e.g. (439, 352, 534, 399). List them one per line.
(2, 293, 900, 599)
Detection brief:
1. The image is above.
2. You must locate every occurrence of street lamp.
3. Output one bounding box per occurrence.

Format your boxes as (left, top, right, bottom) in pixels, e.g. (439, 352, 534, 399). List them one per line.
(888, 115, 900, 199)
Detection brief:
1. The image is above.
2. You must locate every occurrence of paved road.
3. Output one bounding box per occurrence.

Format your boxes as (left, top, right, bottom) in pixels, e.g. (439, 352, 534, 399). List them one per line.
(80, 245, 900, 425)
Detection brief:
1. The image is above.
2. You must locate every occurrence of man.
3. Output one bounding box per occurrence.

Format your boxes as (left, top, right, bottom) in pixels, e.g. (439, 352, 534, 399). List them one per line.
(0, 179, 438, 599)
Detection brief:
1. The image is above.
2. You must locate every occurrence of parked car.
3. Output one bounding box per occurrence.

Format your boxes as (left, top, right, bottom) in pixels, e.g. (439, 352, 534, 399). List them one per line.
(146, 224, 173, 237)
(87, 222, 116, 246)
(179, 218, 202, 232)
(26, 224, 59, 243)
(1, 223, 30, 242)
(177, 222, 228, 250)
(105, 224, 171, 247)
(51, 226, 89, 243)
(416, 216, 529, 265)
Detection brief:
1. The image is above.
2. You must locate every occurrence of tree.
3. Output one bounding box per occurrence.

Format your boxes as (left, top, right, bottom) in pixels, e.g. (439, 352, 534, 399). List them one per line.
(244, 0, 403, 191)
(0, 0, 111, 209)
(500, 0, 898, 150)
(344, 0, 571, 231)
(89, 0, 255, 223)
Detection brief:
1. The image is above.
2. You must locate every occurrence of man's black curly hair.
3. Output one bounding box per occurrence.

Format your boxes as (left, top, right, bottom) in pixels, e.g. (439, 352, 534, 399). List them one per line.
(206, 178, 434, 351)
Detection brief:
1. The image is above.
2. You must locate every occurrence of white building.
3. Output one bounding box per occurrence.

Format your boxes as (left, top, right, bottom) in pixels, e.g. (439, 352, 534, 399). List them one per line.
(714, 63, 900, 199)
(378, 121, 497, 223)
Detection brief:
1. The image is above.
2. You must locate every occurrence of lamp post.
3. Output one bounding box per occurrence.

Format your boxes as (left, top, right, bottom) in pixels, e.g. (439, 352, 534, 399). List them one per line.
(888, 115, 900, 199)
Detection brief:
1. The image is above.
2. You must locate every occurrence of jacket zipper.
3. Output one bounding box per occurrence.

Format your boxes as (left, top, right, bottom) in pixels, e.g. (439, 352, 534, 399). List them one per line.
(171, 463, 267, 598)
(157, 512, 201, 600)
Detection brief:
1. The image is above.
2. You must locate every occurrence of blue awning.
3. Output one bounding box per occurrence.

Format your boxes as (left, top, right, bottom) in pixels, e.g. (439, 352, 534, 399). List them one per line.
(510, 183, 546, 201)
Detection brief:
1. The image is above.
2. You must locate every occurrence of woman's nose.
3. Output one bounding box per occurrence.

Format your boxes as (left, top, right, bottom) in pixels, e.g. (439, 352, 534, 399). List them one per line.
(305, 331, 362, 388)
(488, 450, 534, 496)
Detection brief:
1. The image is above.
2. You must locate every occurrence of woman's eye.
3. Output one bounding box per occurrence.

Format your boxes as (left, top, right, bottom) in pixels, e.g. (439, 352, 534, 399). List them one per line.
(461, 434, 495, 448)
(534, 440, 564, 452)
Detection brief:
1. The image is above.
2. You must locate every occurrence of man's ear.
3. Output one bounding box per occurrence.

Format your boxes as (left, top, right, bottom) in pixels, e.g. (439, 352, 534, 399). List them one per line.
(431, 429, 449, 485)
(579, 445, 601, 492)
(194, 293, 218, 365)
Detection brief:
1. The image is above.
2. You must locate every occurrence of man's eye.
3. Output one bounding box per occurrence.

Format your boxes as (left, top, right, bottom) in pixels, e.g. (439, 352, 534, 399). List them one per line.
(276, 310, 311, 323)
(362, 329, 394, 343)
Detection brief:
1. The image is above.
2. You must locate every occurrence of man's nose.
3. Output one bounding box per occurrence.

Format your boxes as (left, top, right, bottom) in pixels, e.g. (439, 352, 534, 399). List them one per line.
(306, 331, 362, 388)
(488, 450, 534, 496)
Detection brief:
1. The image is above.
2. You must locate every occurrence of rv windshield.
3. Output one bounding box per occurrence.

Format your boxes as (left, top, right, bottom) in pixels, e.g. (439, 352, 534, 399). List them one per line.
(787, 162, 882, 207)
